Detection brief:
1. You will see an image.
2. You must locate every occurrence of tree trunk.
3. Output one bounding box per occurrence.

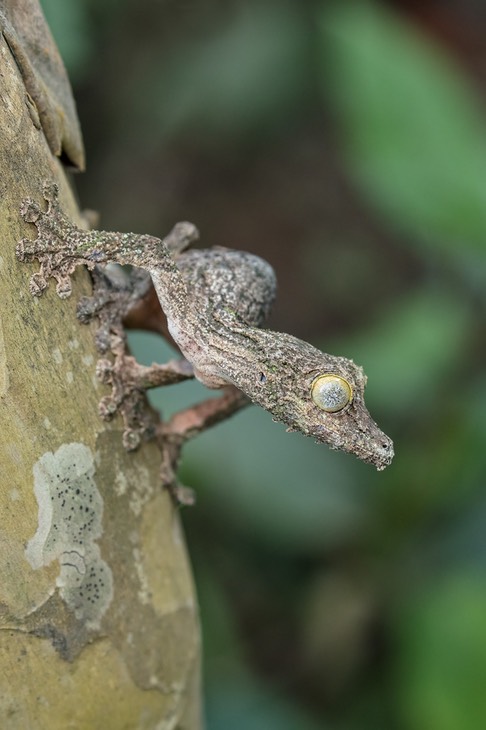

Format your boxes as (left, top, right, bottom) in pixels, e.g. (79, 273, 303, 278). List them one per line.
(0, 2, 201, 728)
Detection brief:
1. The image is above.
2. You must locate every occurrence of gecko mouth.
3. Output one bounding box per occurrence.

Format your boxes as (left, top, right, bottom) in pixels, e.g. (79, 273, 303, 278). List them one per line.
(343, 435, 394, 470)
(313, 423, 394, 470)
(362, 438, 394, 470)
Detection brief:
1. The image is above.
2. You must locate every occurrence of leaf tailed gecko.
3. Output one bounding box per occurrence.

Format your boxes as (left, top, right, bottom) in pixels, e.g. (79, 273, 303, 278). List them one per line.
(17, 183, 394, 471)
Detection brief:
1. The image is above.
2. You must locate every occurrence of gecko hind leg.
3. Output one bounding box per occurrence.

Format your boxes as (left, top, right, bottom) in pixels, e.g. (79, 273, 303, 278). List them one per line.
(157, 386, 250, 503)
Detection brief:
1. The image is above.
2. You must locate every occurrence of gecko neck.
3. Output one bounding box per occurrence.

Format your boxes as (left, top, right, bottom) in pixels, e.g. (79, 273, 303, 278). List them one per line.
(168, 303, 289, 409)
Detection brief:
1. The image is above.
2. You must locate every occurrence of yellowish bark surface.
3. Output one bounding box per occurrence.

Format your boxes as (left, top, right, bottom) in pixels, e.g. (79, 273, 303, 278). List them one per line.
(0, 13, 201, 729)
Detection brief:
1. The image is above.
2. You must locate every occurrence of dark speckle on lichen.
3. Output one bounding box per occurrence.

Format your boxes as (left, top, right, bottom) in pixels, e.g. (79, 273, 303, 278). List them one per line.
(25, 443, 113, 628)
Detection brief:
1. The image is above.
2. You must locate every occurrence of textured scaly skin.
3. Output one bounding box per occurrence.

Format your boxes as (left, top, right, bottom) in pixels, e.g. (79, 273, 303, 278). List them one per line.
(17, 183, 394, 469)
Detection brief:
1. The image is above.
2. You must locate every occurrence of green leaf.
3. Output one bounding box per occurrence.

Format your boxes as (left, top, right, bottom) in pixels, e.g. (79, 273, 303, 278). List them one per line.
(321, 2, 486, 251)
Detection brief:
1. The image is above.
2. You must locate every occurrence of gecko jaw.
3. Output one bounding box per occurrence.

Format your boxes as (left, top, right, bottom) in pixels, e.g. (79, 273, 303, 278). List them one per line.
(312, 413, 394, 470)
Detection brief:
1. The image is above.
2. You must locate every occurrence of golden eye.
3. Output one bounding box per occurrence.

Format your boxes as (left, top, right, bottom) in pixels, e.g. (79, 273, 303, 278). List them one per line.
(311, 374, 353, 413)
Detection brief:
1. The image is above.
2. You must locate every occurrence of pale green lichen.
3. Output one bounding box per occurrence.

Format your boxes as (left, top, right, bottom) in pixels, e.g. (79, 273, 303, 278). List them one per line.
(25, 442, 113, 629)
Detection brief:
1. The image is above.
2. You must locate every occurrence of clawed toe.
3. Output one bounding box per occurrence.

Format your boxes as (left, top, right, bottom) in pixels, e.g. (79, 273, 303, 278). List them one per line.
(16, 237, 37, 261)
(20, 199, 42, 223)
(54, 276, 73, 299)
(96, 359, 113, 384)
(42, 181, 59, 206)
(122, 429, 141, 451)
(29, 273, 48, 296)
(99, 395, 118, 419)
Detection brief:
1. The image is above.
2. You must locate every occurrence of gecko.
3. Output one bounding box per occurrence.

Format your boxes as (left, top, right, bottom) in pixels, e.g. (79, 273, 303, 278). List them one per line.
(17, 182, 394, 471)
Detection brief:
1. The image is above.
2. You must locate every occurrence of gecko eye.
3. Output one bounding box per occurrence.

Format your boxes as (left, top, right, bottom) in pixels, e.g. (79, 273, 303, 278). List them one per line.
(311, 374, 353, 413)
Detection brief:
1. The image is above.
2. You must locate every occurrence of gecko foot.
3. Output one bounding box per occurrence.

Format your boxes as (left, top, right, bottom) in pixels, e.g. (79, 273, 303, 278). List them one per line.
(96, 349, 194, 451)
(19, 180, 59, 222)
(42, 181, 60, 205)
(96, 354, 157, 451)
(18, 182, 62, 239)
(17, 182, 95, 298)
(76, 265, 155, 353)
(19, 197, 43, 224)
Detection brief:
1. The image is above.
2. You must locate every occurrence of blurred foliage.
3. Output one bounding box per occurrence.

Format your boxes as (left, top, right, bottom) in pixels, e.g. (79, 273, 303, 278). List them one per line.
(322, 2, 486, 253)
(40, 0, 94, 81)
(41, 0, 486, 728)
(144, 3, 310, 144)
(395, 574, 486, 730)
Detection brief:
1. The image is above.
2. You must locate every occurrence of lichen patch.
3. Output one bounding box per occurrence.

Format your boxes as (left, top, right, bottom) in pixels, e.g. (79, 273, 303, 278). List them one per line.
(25, 442, 113, 629)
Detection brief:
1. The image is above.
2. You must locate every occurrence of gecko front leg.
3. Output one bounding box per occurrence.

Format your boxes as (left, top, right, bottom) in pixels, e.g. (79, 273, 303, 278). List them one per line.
(157, 385, 250, 505)
(17, 182, 196, 298)
(18, 183, 96, 298)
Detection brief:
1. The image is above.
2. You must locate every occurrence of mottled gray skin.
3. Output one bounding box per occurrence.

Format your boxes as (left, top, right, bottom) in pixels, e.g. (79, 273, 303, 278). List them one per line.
(17, 183, 394, 470)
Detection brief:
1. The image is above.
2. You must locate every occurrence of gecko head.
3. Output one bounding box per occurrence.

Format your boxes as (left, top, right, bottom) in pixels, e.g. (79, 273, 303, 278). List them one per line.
(255, 336, 394, 470)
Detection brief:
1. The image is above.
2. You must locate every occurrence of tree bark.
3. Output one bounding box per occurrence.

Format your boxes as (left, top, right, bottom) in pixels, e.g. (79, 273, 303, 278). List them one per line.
(0, 3, 201, 728)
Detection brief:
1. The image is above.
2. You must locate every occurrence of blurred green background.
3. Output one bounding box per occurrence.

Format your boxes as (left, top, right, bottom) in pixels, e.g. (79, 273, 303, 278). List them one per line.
(41, 0, 486, 727)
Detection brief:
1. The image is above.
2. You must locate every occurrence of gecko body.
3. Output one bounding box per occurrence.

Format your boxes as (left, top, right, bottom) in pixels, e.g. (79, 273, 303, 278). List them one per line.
(17, 183, 394, 470)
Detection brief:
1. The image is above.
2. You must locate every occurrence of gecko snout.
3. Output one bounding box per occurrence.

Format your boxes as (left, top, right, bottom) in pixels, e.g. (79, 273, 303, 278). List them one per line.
(371, 436, 394, 470)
